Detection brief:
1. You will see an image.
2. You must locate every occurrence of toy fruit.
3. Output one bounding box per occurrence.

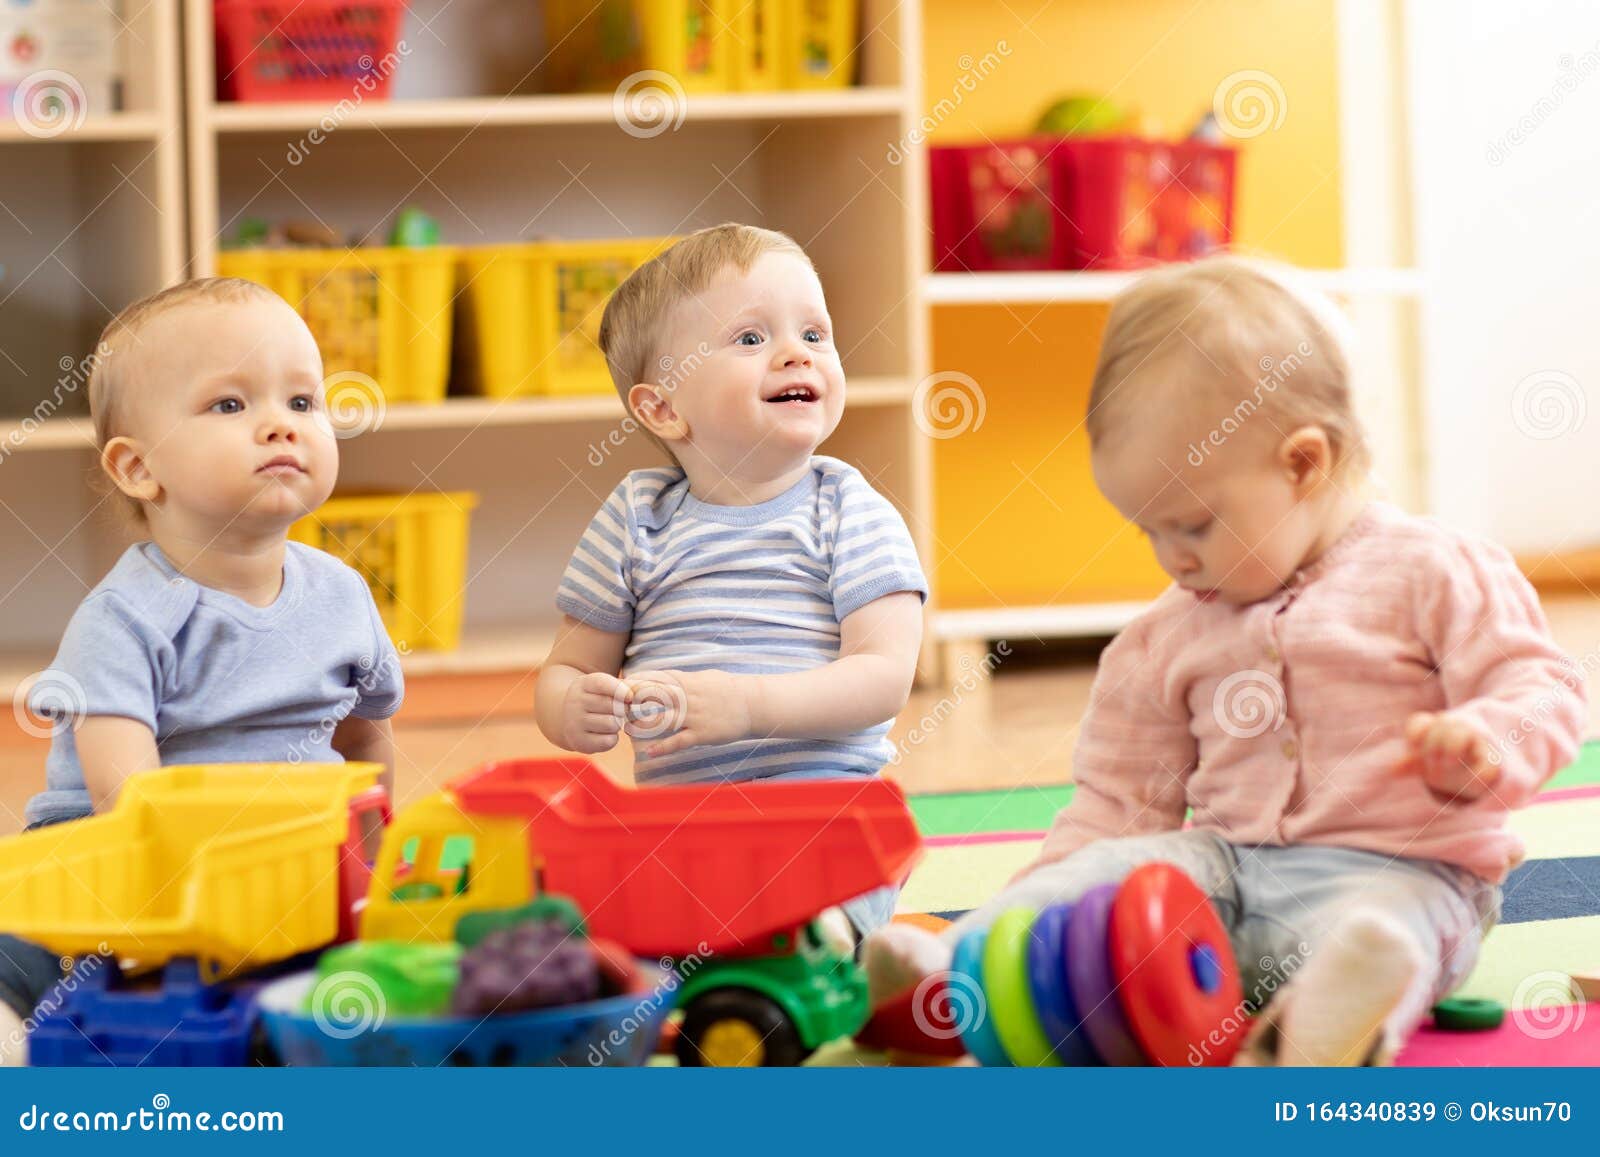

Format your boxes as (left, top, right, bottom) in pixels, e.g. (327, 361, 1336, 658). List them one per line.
(390, 206, 441, 247)
(452, 920, 600, 1016)
(456, 896, 587, 948)
(309, 941, 461, 1019)
(1035, 94, 1127, 136)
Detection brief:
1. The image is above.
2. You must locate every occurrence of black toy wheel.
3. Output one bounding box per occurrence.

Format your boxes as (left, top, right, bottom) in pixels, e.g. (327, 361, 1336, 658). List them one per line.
(675, 989, 809, 1067)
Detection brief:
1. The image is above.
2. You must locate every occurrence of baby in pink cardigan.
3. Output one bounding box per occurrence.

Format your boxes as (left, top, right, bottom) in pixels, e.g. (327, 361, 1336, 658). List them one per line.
(870, 258, 1587, 1065)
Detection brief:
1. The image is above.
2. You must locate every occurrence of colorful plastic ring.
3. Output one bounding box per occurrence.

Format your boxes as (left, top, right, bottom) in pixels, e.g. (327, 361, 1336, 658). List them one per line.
(1026, 902, 1099, 1066)
(950, 928, 1011, 1067)
(1066, 883, 1148, 1065)
(982, 907, 1060, 1067)
(1431, 997, 1505, 1032)
(1109, 862, 1245, 1066)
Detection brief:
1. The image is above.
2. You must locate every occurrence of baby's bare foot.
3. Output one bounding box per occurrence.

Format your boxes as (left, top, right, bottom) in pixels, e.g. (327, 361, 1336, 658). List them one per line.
(863, 922, 952, 1008)
(1238, 910, 1423, 1066)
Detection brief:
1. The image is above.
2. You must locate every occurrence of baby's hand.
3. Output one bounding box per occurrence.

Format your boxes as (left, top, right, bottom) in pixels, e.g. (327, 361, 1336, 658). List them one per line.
(1399, 711, 1500, 801)
(622, 669, 756, 758)
(561, 671, 630, 754)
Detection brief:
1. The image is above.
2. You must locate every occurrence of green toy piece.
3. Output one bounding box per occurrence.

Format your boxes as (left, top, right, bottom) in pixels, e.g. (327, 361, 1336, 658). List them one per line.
(231, 217, 270, 249)
(389, 206, 441, 248)
(308, 941, 462, 1018)
(454, 895, 588, 948)
(1431, 996, 1505, 1031)
(1035, 94, 1128, 136)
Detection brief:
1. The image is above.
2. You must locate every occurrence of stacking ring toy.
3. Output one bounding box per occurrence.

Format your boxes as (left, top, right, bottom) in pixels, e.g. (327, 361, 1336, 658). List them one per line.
(982, 907, 1059, 1066)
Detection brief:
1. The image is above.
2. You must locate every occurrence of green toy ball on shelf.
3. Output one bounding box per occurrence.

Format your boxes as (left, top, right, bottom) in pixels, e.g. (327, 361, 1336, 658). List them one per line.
(1035, 94, 1128, 136)
(389, 206, 441, 248)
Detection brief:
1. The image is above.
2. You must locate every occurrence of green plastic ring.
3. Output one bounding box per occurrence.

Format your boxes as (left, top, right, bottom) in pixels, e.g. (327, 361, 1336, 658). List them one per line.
(983, 907, 1061, 1067)
(1431, 996, 1505, 1032)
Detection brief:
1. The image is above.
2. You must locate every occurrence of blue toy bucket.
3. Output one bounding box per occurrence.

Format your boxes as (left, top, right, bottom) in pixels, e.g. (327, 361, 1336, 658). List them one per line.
(256, 963, 675, 1066)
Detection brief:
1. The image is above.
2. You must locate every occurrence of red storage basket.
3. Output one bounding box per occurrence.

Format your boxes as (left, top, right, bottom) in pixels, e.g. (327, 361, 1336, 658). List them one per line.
(214, 0, 407, 103)
(930, 135, 1237, 273)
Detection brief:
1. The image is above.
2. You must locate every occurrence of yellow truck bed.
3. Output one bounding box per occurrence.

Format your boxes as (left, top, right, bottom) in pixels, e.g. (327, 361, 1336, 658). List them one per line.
(0, 763, 379, 979)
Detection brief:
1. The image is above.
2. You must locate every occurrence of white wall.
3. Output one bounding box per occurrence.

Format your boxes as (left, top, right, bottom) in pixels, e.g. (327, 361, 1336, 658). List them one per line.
(1408, 0, 1600, 552)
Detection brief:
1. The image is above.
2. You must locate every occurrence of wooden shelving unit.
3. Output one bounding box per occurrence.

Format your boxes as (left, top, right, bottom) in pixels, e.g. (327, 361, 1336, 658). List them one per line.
(0, 0, 187, 680)
(175, 0, 934, 683)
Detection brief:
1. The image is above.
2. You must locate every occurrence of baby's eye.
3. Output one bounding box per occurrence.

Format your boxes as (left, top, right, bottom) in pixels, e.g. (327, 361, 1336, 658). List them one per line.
(1184, 519, 1214, 537)
(289, 394, 315, 412)
(736, 330, 763, 347)
(209, 397, 244, 415)
(803, 327, 826, 343)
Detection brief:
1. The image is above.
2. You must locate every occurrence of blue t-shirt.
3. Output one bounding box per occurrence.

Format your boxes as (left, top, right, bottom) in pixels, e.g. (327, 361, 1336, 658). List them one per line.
(556, 456, 928, 785)
(24, 541, 404, 825)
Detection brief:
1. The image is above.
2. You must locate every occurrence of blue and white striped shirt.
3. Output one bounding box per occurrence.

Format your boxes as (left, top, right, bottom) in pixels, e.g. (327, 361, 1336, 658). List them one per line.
(556, 456, 928, 785)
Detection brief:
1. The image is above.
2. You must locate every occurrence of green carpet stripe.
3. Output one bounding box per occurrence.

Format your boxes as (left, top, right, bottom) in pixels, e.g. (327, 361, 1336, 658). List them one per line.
(909, 740, 1600, 836)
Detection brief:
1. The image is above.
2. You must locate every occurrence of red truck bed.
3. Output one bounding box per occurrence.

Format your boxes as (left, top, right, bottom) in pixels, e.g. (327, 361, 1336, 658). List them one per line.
(449, 758, 924, 957)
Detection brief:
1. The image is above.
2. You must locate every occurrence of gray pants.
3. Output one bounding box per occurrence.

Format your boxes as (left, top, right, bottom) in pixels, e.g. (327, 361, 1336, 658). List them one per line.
(948, 830, 1502, 1041)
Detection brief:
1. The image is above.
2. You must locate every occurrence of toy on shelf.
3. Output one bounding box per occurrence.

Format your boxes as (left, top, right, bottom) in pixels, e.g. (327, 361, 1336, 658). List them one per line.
(930, 88, 1236, 274)
(213, 0, 409, 103)
(287, 490, 479, 652)
(542, 0, 858, 95)
(859, 863, 1246, 1066)
(217, 240, 457, 406)
(455, 237, 674, 398)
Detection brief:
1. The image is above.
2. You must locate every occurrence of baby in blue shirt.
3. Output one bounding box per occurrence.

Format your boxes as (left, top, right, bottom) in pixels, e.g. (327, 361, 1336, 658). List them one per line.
(1, 277, 402, 1058)
(535, 224, 928, 949)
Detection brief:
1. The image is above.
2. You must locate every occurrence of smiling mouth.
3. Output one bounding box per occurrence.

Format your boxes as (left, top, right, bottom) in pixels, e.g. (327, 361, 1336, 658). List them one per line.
(765, 384, 819, 404)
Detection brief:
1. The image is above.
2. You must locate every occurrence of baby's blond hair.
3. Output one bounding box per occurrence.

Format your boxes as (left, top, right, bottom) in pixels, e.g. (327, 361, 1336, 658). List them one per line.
(598, 223, 812, 457)
(88, 276, 279, 524)
(1087, 256, 1370, 479)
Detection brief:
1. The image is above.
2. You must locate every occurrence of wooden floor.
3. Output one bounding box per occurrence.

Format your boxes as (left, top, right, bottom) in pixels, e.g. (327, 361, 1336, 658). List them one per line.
(3, 594, 1596, 835)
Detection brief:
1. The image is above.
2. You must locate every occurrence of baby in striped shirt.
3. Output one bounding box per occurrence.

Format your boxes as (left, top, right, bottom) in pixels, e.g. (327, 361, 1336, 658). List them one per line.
(536, 224, 929, 940)
(865, 258, 1586, 1066)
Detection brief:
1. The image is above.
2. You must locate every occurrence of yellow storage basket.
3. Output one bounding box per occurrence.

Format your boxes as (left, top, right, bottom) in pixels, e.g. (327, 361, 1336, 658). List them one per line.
(457, 238, 672, 398)
(290, 491, 479, 651)
(218, 246, 458, 405)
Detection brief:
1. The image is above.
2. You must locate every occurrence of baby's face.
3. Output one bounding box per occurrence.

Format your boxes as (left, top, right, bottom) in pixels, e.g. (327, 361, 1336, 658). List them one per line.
(651, 251, 844, 480)
(1093, 401, 1329, 606)
(118, 295, 337, 532)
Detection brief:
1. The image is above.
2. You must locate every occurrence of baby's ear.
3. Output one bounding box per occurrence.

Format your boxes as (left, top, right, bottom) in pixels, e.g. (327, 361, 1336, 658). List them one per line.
(627, 383, 689, 442)
(101, 436, 162, 504)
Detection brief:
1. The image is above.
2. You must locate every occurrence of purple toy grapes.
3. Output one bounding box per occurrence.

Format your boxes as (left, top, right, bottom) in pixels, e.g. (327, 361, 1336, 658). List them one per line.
(451, 919, 600, 1016)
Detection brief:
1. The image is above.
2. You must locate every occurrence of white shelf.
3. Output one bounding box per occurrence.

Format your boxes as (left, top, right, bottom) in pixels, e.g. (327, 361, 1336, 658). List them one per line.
(933, 601, 1151, 642)
(0, 112, 166, 144)
(0, 378, 913, 453)
(206, 88, 909, 134)
(923, 268, 1427, 305)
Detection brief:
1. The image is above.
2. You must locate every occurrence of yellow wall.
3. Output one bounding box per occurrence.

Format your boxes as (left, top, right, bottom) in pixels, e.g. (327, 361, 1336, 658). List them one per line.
(923, 0, 1345, 608)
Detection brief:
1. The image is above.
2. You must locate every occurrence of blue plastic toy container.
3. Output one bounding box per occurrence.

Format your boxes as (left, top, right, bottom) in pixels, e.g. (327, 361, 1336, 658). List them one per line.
(255, 964, 674, 1066)
(28, 957, 265, 1067)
